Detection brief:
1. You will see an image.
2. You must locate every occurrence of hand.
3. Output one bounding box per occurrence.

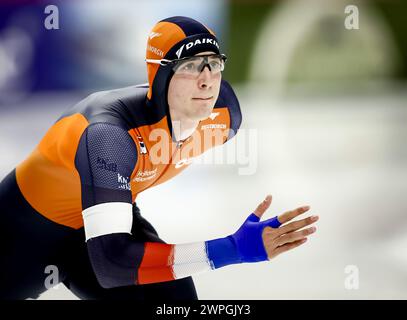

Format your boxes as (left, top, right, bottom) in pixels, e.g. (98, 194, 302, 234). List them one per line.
(256, 195, 319, 260)
(206, 195, 318, 268)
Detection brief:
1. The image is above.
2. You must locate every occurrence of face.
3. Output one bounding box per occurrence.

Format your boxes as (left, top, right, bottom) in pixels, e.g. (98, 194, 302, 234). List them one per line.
(167, 51, 222, 122)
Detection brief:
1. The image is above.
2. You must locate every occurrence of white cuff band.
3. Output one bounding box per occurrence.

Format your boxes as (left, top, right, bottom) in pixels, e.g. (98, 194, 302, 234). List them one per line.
(82, 202, 133, 241)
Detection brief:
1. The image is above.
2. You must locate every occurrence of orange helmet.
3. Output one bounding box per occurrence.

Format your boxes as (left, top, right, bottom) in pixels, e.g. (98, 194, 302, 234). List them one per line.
(145, 16, 221, 109)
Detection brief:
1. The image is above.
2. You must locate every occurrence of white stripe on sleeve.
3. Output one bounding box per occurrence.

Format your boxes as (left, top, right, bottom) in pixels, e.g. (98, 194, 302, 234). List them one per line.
(82, 202, 133, 241)
(172, 242, 212, 279)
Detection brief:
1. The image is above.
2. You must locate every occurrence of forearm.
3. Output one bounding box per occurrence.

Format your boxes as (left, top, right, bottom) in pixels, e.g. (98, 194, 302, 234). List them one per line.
(83, 200, 281, 288)
(141, 211, 284, 285)
(87, 234, 242, 288)
(137, 237, 242, 284)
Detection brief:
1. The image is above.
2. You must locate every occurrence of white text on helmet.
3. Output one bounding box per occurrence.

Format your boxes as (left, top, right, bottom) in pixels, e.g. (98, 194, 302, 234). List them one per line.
(176, 38, 219, 58)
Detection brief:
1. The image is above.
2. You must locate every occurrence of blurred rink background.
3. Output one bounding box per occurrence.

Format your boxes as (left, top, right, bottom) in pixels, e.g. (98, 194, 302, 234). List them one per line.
(1, 0, 407, 299)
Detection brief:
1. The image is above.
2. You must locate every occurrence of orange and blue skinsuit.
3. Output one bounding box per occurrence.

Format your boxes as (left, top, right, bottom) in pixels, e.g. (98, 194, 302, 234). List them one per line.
(0, 16, 243, 299)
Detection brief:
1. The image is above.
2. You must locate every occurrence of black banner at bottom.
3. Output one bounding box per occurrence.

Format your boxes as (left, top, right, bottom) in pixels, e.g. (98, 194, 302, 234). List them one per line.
(1, 300, 405, 319)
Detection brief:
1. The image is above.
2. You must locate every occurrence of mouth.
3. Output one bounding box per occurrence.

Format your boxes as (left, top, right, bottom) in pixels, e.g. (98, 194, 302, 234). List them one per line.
(192, 96, 213, 101)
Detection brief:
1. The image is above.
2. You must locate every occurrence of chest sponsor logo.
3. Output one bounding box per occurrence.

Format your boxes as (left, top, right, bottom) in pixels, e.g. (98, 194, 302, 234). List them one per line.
(201, 123, 227, 130)
(209, 112, 220, 120)
(132, 168, 158, 182)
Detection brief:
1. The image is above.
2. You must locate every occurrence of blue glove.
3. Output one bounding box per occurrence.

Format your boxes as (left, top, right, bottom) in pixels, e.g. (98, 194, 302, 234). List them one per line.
(206, 213, 281, 269)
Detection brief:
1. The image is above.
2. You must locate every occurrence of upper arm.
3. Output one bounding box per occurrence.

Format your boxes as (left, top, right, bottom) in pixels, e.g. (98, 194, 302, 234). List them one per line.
(74, 122, 138, 241)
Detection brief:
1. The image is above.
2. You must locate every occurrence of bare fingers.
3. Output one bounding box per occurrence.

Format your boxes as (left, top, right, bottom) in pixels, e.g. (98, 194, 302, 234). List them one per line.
(253, 195, 272, 218)
(275, 215, 319, 236)
(277, 205, 311, 224)
(272, 238, 308, 258)
(275, 226, 316, 246)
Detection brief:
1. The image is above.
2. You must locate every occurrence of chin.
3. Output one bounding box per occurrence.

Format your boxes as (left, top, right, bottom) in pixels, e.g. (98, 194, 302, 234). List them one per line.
(188, 104, 214, 120)
(198, 107, 214, 120)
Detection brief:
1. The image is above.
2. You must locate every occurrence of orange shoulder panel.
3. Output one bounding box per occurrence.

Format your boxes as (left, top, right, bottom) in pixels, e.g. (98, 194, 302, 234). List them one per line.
(16, 113, 89, 229)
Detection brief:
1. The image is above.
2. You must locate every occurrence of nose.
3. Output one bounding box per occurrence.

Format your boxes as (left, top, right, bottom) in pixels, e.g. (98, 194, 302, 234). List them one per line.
(197, 65, 214, 89)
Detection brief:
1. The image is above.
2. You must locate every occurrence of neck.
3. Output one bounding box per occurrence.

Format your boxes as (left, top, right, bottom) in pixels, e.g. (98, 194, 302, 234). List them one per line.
(169, 105, 201, 141)
(171, 117, 199, 142)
